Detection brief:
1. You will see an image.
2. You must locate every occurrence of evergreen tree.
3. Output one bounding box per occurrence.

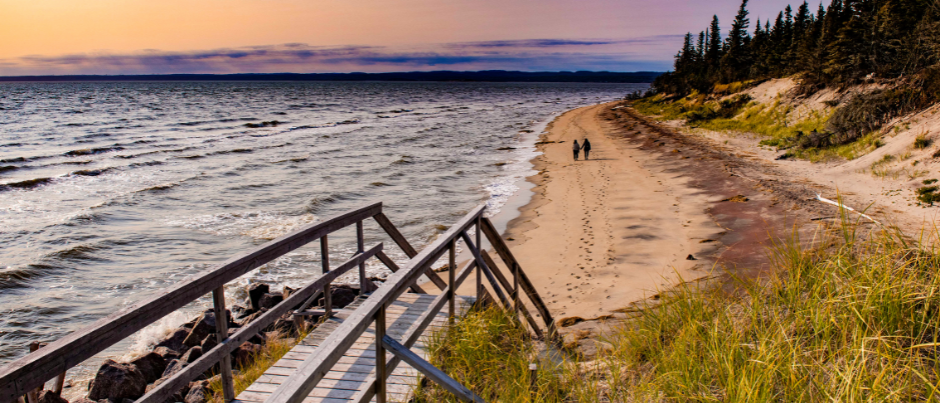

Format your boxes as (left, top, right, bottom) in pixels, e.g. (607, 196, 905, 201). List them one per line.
(706, 16, 723, 72)
(720, 0, 751, 82)
(652, 0, 940, 95)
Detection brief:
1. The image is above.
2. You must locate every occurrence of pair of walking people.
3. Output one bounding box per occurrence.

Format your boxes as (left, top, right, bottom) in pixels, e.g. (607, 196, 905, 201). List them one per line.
(572, 138, 592, 161)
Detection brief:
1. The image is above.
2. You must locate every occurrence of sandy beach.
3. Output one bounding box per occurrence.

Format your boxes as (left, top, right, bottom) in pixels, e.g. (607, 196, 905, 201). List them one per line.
(500, 101, 831, 332)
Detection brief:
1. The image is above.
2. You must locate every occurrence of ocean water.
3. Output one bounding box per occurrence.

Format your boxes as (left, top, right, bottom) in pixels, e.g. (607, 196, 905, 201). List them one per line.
(0, 81, 645, 366)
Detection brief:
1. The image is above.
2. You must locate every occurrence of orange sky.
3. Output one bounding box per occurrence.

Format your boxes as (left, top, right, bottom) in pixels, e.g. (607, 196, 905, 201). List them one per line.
(0, 0, 814, 74)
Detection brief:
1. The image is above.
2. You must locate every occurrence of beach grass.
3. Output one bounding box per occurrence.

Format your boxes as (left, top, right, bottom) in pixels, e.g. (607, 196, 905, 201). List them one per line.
(207, 325, 312, 403)
(632, 95, 886, 163)
(420, 212, 940, 402)
(412, 305, 572, 402)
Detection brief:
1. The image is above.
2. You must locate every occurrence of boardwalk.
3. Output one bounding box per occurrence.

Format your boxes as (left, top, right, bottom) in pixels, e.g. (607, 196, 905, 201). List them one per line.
(236, 293, 475, 403)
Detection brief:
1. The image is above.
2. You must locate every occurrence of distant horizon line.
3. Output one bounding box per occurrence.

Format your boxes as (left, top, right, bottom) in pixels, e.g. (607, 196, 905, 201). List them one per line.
(0, 70, 664, 83)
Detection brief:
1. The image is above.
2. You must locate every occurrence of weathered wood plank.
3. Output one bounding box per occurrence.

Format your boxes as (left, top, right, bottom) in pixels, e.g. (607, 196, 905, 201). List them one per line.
(381, 337, 484, 403)
(266, 205, 485, 403)
(348, 262, 477, 403)
(0, 203, 384, 402)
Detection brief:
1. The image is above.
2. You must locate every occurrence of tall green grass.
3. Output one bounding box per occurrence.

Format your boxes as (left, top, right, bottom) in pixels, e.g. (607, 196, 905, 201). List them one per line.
(413, 306, 572, 402)
(422, 216, 940, 401)
(632, 95, 882, 162)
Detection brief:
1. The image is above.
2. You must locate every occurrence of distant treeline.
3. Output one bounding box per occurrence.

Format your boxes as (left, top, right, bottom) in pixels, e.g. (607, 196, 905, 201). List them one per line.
(0, 70, 662, 83)
(655, 0, 940, 94)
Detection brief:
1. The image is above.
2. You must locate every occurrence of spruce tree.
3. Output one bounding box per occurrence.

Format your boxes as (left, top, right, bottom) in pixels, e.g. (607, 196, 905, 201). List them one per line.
(720, 0, 751, 82)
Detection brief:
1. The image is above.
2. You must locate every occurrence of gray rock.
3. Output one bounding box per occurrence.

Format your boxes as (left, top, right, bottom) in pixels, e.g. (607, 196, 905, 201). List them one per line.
(72, 398, 96, 403)
(183, 384, 207, 403)
(88, 359, 147, 401)
(130, 352, 167, 384)
(200, 335, 218, 353)
(257, 293, 283, 310)
(155, 329, 189, 354)
(152, 347, 179, 361)
(231, 342, 261, 366)
(247, 283, 269, 311)
(330, 285, 359, 309)
(37, 390, 68, 403)
(161, 359, 186, 379)
(180, 346, 203, 364)
(145, 378, 187, 403)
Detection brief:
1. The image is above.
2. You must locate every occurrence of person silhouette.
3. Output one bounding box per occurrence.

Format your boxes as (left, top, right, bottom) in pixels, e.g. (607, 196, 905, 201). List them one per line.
(572, 139, 581, 161)
(581, 138, 592, 160)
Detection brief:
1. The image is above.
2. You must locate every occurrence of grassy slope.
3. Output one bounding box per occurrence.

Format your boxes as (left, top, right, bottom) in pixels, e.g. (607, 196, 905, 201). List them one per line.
(632, 93, 883, 163)
(420, 215, 940, 401)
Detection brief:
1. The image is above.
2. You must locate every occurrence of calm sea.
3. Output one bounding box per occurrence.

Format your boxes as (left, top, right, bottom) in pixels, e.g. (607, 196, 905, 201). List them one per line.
(0, 81, 644, 367)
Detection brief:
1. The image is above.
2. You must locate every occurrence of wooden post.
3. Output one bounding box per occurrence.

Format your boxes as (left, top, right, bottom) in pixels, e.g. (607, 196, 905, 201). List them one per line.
(25, 343, 40, 403)
(52, 372, 65, 396)
(212, 287, 236, 402)
(448, 239, 456, 323)
(529, 363, 538, 395)
(374, 305, 387, 403)
(357, 221, 368, 293)
(512, 262, 520, 316)
(474, 218, 482, 303)
(321, 235, 332, 317)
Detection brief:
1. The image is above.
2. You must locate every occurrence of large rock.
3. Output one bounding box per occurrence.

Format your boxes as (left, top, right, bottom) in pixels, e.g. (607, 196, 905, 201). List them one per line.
(156, 328, 190, 354)
(264, 313, 296, 335)
(247, 283, 269, 311)
(88, 359, 147, 401)
(237, 311, 262, 328)
(232, 342, 261, 366)
(130, 352, 167, 384)
(37, 390, 68, 403)
(161, 359, 186, 379)
(183, 383, 207, 403)
(152, 346, 179, 361)
(145, 378, 187, 403)
(180, 346, 203, 364)
(183, 311, 219, 347)
(200, 334, 218, 352)
(258, 293, 283, 310)
(330, 285, 359, 309)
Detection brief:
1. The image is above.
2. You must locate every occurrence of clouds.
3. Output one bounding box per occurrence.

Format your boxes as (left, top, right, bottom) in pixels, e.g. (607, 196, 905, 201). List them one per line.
(0, 36, 680, 75)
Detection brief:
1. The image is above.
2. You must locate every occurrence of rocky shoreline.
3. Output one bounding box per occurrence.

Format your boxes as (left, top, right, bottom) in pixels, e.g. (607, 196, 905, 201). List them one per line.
(33, 283, 362, 403)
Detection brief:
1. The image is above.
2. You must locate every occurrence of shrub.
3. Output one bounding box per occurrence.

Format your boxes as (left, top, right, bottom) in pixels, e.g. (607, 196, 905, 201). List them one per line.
(914, 134, 932, 149)
(916, 185, 940, 205)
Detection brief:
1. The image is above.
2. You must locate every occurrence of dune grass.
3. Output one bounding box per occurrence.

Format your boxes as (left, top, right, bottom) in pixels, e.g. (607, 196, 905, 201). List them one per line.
(632, 95, 884, 163)
(420, 213, 940, 402)
(412, 306, 573, 402)
(207, 326, 312, 403)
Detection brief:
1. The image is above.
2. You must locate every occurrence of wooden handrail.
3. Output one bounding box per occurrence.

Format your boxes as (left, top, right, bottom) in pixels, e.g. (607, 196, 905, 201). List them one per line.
(479, 217, 557, 339)
(0, 203, 383, 402)
(266, 205, 487, 403)
(0, 200, 557, 403)
(350, 260, 477, 403)
(136, 244, 383, 403)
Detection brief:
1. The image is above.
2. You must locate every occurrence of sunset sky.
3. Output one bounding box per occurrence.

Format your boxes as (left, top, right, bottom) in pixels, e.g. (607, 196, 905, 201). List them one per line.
(1, 0, 813, 75)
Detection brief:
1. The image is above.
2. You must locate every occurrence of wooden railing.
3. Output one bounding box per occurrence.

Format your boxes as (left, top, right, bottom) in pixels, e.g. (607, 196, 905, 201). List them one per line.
(0, 202, 555, 403)
(267, 205, 556, 403)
